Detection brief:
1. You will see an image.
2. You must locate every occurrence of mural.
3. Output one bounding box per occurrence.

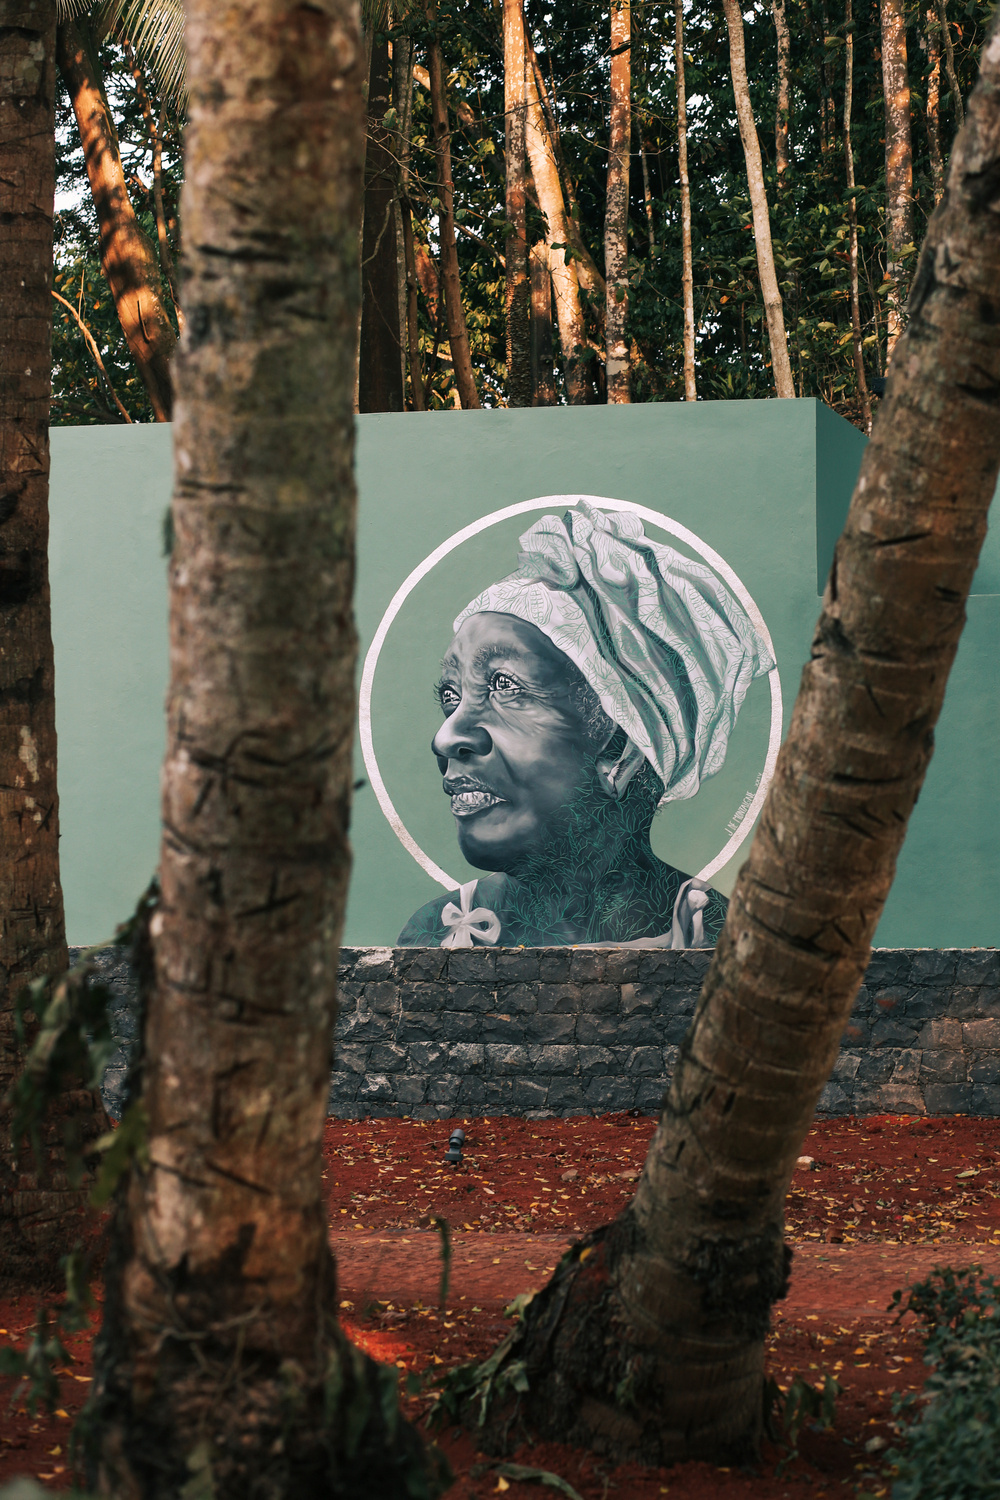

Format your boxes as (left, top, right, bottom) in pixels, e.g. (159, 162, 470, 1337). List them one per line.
(397, 500, 775, 949)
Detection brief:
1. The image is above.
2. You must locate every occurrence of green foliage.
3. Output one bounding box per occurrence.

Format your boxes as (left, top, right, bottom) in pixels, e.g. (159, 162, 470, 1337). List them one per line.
(763, 1370, 842, 1474)
(887, 1266, 1000, 1500)
(432, 1214, 451, 1308)
(427, 1327, 528, 1431)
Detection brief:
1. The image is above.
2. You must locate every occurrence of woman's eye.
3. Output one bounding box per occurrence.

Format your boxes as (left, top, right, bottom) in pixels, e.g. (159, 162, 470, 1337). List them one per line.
(438, 684, 461, 712)
(490, 671, 521, 695)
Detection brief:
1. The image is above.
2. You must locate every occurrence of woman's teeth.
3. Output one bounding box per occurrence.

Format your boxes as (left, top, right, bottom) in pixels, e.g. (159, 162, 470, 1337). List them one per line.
(450, 790, 505, 816)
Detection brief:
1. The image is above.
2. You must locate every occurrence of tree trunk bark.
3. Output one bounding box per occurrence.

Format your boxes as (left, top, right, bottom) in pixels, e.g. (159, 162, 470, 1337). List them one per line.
(605, 0, 631, 404)
(393, 37, 425, 411)
(424, 0, 481, 410)
(523, 32, 589, 403)
(88, 1, 440, 1493)
(359, 35, 404, 413)
(56, 16, 176, 422)
(937, 0, 964, 129)
(721, 0, 795, 398)
(0, 0, 107, 1292)
(844, 0, 871, 432)
(880, 0, 914, 361)
(530, 240, 556, 405)
(925, 6, 945, 204)
(474, 11, 1000, 1464)
(504, 0, 532, 407)
(772, 0, 791, 184)
(676, 0, 696, 402)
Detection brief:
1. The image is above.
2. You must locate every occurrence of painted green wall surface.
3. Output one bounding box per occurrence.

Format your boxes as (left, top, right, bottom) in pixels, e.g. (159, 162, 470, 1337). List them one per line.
(48, 401, 998, 949)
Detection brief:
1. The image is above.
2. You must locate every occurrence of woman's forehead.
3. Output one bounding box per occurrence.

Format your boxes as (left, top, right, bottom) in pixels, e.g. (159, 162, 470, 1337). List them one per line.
(442, 612, 573, 680)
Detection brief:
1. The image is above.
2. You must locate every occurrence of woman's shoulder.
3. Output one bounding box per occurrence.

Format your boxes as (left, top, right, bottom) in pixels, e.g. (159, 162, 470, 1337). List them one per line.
(397, 892, 454, 946)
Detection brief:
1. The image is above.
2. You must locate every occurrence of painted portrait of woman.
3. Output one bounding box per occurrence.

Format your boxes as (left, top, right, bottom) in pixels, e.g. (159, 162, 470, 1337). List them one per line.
(397, 501, 774, 949)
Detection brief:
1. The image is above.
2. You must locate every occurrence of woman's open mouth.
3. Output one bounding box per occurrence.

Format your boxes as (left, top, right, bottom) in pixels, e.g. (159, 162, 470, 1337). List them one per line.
(449, 789, 507, 817)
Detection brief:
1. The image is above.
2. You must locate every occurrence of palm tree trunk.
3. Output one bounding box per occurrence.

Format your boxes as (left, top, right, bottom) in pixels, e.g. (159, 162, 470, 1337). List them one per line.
(475, 11, 1000, 1462)
(880, 0, 914, 361)
(424, 0, 481, 410)
(0, 0, 107, 1291)
(56, 16, 176, 421)
(504, 0, 532, 406)
(925, 6, 945, 203)
(89, 0, 437, 1491)
(772, 0, 791, 184)
(359, 35, 404, 413)
(530, 240, 556, 404)
(721, 0, 795, 398)
(605, 0, 631, 404)
(676, 0, 696, 402)
(844, 0, 871, 432)
(524, 33, 589, 403)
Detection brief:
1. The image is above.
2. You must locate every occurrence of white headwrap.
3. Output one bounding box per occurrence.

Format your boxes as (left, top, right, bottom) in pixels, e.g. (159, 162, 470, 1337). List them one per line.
(453, 501, 774, 806)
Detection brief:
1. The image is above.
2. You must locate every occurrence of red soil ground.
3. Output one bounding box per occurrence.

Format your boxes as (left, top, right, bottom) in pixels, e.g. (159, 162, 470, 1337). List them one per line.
(3, 1114, 1000, 1498)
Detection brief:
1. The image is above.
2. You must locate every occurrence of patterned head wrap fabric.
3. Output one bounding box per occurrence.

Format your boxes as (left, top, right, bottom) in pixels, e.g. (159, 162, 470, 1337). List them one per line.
(453, 500, 774, 806)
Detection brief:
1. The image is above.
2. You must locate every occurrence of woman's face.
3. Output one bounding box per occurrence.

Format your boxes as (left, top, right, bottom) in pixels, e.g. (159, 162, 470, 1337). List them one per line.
(432, 612, 608, 871)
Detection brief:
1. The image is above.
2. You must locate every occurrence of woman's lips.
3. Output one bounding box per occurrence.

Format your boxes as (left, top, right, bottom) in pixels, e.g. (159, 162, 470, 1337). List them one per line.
(449, 789, 507, 817)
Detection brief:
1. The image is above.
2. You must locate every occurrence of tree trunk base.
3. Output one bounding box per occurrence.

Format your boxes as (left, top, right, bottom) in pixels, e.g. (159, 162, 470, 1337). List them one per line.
(89, 1227, 448, 1499)
(471, 1213, 777, 1468)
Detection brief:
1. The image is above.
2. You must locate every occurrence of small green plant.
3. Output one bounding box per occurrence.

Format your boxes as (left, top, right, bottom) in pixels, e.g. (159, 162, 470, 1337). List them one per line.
(886, 1266, 1000, 1500)
(763, 1371, 842, 1474)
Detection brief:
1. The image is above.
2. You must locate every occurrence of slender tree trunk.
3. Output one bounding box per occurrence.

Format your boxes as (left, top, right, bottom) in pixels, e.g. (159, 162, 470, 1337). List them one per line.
(880, 0, 914, 361)
(393, 37, 425, 411)
(605, 0, 631, 404)
(772, 0, 791, 184)
(89, 1, 439, 1493)
(639, 137, 656, 251)
(527, 41, 606, 309)
(530, 240, 556, 404)
(676, 0, 696, 402)
(424, 0, 481, 409)
(925, 6, 945, 204)
(504, 0, 532, 406)
(359, 36, 404, 412)
(121, 41, 177, 307)
(0, 0, 107, 1291)
(56, 16, 176, 421)
(524, 32, 589, 403)
(721, 0, 795, 397)
(844, 0, 871, 432)
(938, 0, 964, 129)
(475, 15, 1000, 1461)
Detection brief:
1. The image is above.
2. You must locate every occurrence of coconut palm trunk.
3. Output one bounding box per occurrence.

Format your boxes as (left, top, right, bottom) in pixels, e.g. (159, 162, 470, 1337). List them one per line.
(88, 1, 439, 1493)
(474, 15, 1000, 1463)
(0, 0, 108, 1290)
(56, 15, 176, 421)
(721, 0, 795, 399)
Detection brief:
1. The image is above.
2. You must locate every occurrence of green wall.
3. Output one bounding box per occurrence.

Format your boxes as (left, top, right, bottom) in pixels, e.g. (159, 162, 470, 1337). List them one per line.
(48, 401, 998, 949)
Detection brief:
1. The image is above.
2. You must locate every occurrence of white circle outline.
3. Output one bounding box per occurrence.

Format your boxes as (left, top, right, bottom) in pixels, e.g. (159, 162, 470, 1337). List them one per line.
(358, 495, 783, 892)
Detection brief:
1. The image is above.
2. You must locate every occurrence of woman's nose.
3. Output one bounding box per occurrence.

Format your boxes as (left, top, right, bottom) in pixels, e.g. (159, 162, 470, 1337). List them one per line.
(432, 703, 493, 767)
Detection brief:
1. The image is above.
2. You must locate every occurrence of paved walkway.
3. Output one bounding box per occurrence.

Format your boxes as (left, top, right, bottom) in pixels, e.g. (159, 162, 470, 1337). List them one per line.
(332, 1229, 1000, 1316)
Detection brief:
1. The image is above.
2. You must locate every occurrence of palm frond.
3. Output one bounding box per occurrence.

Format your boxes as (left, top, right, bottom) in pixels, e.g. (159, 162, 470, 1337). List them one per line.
(98, 0, 186, 102)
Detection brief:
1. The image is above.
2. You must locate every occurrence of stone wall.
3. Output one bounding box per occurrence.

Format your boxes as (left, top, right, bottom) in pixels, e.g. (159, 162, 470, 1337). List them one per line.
(75, 945, 1000, 1121)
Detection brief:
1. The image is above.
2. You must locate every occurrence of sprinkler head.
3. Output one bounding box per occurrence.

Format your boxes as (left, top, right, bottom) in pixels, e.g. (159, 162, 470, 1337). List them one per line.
(445, 1127, 465, 1166)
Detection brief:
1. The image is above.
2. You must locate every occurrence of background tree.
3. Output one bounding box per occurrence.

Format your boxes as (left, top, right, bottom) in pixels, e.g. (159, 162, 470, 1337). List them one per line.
(1, 0, 108, 1288)
(604, 0, 631, 402)
(504, 0, 531, 405)
(880, 0, 914, 358)
(359, 26, 405, 413)
(56, 12, 176, 419)
(473, 6, 1000, 1461)
(88, 0, 440, 1492)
